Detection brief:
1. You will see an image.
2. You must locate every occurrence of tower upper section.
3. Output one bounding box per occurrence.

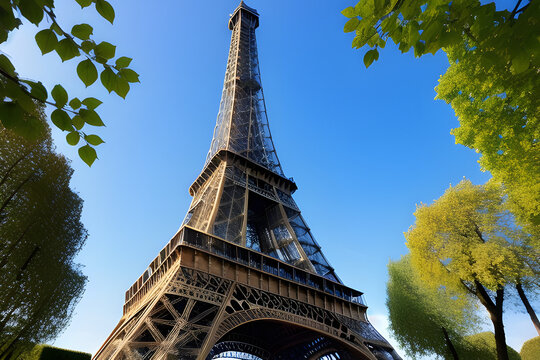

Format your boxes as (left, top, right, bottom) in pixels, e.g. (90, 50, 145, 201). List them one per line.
(205, 1, 284, 176)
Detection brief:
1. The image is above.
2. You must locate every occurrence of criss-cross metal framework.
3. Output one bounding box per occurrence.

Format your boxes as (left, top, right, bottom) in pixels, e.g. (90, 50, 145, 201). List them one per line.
(93, 3, 401, 360)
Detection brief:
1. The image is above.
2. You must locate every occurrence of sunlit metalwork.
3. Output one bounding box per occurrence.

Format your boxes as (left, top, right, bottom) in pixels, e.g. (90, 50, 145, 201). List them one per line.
(93, 3, 400, 360)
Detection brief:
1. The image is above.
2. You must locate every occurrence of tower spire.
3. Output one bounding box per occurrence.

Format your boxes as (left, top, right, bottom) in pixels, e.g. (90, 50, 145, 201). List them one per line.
(205, 0, 283, 176)
(184, 2, 340, 281)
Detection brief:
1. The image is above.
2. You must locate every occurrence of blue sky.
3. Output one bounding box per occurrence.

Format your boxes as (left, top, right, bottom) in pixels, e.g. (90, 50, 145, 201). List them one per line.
(3, 0, 537, 357)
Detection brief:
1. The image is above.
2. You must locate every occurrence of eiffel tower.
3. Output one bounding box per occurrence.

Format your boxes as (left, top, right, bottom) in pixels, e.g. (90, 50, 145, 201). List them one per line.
(93, 3, 401, 360)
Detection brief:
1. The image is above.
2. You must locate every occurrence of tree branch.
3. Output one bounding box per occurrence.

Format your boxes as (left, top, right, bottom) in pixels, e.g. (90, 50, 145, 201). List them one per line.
(0, 69, 78, 115)
(474, 279, 497, 313)
(474, 223, 486, 243)
(0, 172, 35, 218)
(459, 279, 476, 295)
(510, 0, 523, 18)
(0, 147, 36, 188)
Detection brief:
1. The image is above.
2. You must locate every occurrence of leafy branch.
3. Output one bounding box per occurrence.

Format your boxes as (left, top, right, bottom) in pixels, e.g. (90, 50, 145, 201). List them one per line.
(0, 0, 139, 166)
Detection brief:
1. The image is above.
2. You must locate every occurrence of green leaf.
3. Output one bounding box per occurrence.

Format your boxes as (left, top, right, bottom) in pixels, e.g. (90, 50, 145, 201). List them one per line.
(18, 0, 44, 25)
(51, 109, 72, 131)
(119, 68, 139, 83)
(77, 59, 98, 87)
(75, 0, 92, 8)
(341, 7, 357, 18)
(81, 97, 103, 110)
(79, 108, 105, 126)
(72, 115, 84, 130)
(66, 131, 80, 145)
(0, 101, 25, 130)
(414, 40, 425, 57)
(51, 84, 68, 108)
(56, 38, 80, 62)
(69, 98, 82, 110)
(95, 0, 115, 24)
(363, 48, 379, 68)
(344, 18, 360, 33)
(7, 85, 35, 113)
(420, 19, 441, 45)
(100, 67, 117, 93)
(407, 21, 421, 46)
(21, 80, 47, 101)
(511, 51, 529, 74)
(0, 55, 16, 75)
(85, 134, 104, 145)
(115, 56, 132, 68)
(367, 33, 380, 47)
(35, 29, 58, 54)
(81, 40, 95, 54)
(12, 113, 44, 140)
(69, 98, 82, 109)
(114, 76, 130, 98)
(78, 144, 97, 166)
(381, 13, 399, 34)
(355, 0, 375, 18)
(71, 23, 93, 40)
(94, 41, 116, 60)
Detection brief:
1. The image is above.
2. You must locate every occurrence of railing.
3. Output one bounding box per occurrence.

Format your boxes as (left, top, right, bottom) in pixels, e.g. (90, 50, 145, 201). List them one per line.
(181, 227, 366, 306)
(124, 226, 366, 308)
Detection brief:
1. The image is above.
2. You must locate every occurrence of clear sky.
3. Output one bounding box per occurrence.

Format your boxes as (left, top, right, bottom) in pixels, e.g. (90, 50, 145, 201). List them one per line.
(3, 0, 537, 358)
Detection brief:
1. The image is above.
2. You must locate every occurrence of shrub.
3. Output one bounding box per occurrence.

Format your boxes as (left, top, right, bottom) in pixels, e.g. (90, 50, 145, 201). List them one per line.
(520, 336, 540, 360)
(21, 344, 91, 360)
(462, 332, 521, 360)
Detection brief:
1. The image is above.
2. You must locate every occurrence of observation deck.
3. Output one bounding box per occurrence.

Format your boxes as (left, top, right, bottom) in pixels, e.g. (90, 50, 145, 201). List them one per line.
(123, 226, 366, 316)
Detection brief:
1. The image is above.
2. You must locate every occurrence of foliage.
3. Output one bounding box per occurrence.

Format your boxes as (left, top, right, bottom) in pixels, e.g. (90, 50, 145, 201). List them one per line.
(0, 107, 87, 359)
(520, 336, 540, 360)
(461, 332, 521, 360)
(21, 344, 91, 360)
(435, 45, 539, 233)
(387, 255, 481, 359)
(341, 0, 540, 231)
(0, 0, 139, 166)
(341, 0, 539, 70)
(406, 179, 534, 292)
(405, 178, 537, 359)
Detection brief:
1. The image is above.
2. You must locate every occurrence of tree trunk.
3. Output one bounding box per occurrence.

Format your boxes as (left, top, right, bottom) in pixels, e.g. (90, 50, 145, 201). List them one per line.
(516, 282, 540, 335)
(0, 173, 34, 218)
(475, 281, 509, 360)
(442, 326, 459, 360)
(490, 288, 509, 360)
(0, 147, 34, 188)
(0, 222, 34, 269)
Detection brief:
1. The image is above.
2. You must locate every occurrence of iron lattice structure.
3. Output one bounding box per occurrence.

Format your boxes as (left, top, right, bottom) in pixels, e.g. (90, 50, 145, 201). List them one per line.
(93, 3, 401, 360)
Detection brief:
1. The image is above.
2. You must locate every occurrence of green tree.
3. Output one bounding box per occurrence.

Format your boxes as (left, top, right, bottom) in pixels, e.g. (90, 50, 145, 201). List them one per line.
(387, 255, 481, 359)
(405, 179, 537, 360)
(0, 0, 139, 166)
(341, 0, 539, 231)
(0, 107, 87, 359)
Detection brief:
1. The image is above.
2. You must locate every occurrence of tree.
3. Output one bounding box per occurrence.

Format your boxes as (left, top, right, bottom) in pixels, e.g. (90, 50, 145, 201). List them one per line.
(0, 106, 87, 358)
(404, 179, 537, 360)
(387, 255, 481, 359)
(341, 0, 539, 231)
(0, 0, 139, 166)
